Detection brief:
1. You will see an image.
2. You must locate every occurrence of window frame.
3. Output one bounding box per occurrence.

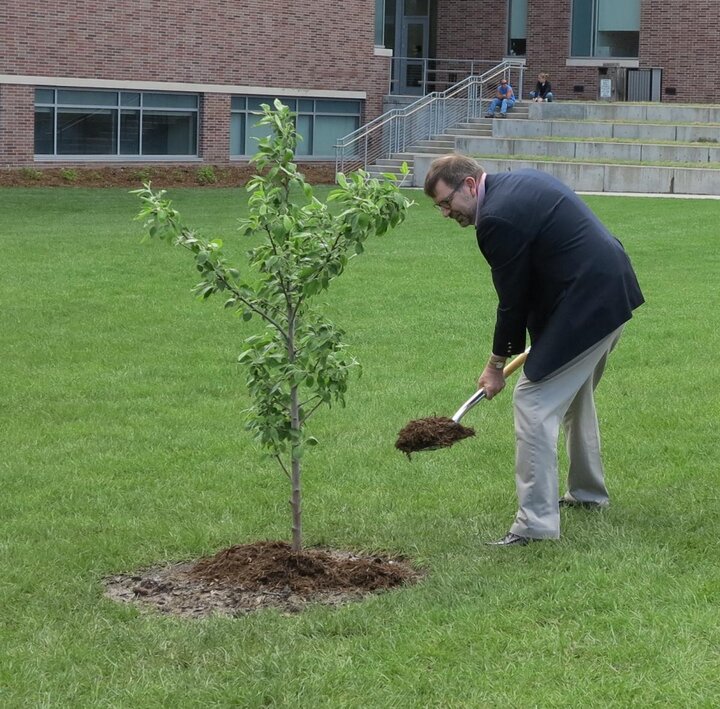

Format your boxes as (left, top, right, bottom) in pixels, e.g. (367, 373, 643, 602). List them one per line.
(507, 0, 528, 57)
(570, 0, 640, 59)
(229, 96, 362, 160)
(34, 88, 200, 159)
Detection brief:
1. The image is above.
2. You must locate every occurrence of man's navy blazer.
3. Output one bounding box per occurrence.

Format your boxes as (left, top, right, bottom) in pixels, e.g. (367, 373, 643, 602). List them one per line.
(476, 169, 644, 381)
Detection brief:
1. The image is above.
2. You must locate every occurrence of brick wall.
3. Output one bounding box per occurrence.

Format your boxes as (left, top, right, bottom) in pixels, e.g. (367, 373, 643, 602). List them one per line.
(0, 85, 34, 167)
(199, 93, 230, 163)
(527, 1, 582, 100)
(435, 1, 507, 62)
(640, 1, 720, 102)
(433, 1, 597, 101)
(1, 1, 380, 93)
(434, 0, 720, 103)
(3, 1, 719, 167)
(0, 0, 388, 167)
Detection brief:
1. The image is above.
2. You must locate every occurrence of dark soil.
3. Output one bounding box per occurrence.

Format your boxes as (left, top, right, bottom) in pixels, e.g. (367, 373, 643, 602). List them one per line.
(0, 163, 338, 189)
(104, 541, 422, 618)
(395, 416, 476, 458)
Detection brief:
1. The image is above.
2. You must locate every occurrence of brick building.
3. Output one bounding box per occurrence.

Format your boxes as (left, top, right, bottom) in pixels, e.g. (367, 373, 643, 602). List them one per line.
(436, 0, 720, 105)
(1, 1, 717, 168)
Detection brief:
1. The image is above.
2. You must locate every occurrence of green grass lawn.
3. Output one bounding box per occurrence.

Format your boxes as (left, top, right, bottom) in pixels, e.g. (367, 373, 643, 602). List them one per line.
(1, 186, 719, 707)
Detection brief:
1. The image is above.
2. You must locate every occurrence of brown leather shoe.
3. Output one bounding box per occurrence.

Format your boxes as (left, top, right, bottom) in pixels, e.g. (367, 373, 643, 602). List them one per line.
(486, 532, 533, 546)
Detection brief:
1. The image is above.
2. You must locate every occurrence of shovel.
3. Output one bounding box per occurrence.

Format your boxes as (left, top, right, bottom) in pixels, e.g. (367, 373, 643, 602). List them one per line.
(395, 349, 529, 456)
(449, 349, 529, 423)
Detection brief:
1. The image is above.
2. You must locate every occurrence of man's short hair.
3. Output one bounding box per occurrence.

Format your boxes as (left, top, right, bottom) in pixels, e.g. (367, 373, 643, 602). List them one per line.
(423, 154, 484, 198)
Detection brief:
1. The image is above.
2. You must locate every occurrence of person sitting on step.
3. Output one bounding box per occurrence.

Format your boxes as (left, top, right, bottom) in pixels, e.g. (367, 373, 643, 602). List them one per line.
(485, 79, 516, 118)
(530, 72, 554, 102)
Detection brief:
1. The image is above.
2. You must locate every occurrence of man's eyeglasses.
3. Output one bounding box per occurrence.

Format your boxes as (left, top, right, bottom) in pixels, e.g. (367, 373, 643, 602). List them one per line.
(434, 181, 465, 210)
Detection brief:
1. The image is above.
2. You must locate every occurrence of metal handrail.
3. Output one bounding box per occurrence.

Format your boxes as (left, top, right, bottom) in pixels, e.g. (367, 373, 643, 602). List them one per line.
(388, 56, 500, 95)
(335, 60, 525, 177)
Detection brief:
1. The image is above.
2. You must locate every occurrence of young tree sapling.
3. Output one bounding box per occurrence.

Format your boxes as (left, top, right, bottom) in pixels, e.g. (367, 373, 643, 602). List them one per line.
(134, 100, 412, 550)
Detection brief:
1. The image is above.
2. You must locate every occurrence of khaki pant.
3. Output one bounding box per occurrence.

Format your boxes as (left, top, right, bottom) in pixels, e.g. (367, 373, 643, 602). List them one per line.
(509, 325, 625, 539)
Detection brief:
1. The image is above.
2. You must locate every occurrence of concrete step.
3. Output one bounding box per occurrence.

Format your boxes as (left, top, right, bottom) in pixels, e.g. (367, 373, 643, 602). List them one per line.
(532, 101, 720, 124)
(374, 158, 415, 167)
(482, 107, 530, 116)
(482, 113, 529, 121)
(387, 152, 416, 160)
(362, 99, 720, 195)
(456, 129, 493, 138)
(452, 135, 720, 164)
(414, 138, 455, 147)
(365, 169, 415, 183)
(493, 117, 720, 143)
(408, 145, 456, 155)
(410, 153, 720, 195)
(445, 127, 494, 136)
(456, 121, 494, 129)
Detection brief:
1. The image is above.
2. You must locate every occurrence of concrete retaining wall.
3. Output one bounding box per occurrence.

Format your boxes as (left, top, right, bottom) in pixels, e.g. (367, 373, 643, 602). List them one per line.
(413, 100, 720, 195)
(530, 102, 720, 124)
(413, 153, 720, 195)
(457, 136, 720, 165)
(494, 119, 720, 143)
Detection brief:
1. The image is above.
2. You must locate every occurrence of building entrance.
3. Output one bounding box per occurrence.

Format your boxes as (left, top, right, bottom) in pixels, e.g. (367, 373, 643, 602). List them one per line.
(387, 0, 432, 94)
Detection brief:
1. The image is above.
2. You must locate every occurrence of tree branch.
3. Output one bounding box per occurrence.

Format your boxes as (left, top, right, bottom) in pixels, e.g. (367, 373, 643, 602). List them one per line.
(300, 397, 325, 424)
(274, 454, 291, 480)
(176, 237, 290, 343)
(262, 222, 294, 304)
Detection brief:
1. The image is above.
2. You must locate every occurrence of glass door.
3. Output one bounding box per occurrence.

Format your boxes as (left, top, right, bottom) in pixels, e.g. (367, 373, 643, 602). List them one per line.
(400, 17, 429, 94)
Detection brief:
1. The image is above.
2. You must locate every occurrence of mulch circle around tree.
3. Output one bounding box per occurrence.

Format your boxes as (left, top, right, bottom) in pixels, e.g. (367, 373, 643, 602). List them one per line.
(395, 416, 476, 458)
(104, 541, 422, 618)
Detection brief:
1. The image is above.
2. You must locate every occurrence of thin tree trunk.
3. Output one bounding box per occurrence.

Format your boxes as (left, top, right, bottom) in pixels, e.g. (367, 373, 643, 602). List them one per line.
(287, 305, 302, 552)
(290, 383, 302, 552)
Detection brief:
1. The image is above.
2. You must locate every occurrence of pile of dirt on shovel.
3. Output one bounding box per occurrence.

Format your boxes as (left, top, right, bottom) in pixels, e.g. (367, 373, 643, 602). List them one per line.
(395, 416, 476, 458)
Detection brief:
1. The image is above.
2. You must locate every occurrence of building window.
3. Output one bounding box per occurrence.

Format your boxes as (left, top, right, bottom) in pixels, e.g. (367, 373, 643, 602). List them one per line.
(384, 0, 396, 51)
(375, 0, 385, 46)
(508, 0, 527, 56)
(34, 89, 198, 157)
(230, 97, 361, 158)
(571, 0, 640, 58)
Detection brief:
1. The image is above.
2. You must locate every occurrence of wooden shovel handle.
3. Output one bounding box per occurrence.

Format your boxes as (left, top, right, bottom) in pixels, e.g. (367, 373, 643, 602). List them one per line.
(450, 348, 530, 422)
(502, 349, 529, 378)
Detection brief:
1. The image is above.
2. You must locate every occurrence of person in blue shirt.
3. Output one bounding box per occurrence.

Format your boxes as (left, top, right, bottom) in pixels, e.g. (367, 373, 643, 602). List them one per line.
(486, 79, 516, 117)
